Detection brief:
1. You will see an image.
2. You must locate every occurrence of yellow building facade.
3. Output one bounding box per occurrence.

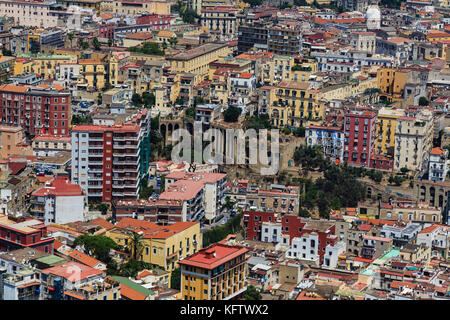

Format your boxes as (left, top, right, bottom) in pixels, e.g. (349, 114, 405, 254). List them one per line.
(106, 221, 202, 273)
(167, 43, 232, 78)
(271, 81, 324, 128)
(78, 59, 107, 90)
(375, 107, 405, 157)
(26, 54, 76, 79)
(377, 67, 408, 102)
(179, 244, 248, 300)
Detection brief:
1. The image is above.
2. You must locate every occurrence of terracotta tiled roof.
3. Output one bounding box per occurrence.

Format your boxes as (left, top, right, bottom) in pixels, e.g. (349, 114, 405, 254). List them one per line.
(68, 250, 102, 268)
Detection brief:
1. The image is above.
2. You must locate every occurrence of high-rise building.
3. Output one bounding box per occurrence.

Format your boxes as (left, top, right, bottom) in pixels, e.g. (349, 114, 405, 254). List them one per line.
(394, 108, 433, 172)
(343, 109, 377, 167)
(71, 110, 151, 203)
(268, 26, 302, 56)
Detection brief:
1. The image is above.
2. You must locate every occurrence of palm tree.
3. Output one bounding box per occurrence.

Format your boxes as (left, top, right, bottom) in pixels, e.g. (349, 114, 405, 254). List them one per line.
(67, 32, 74, 48)
(127, 231, 144, 261)
(168, 37, 178, 48)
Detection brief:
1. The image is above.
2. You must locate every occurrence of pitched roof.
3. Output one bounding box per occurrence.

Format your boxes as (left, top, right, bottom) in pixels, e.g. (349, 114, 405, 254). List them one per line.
(8, 161, 27, 175)
(32, 175, 84, 197)
(111, 276, 154, 300)
(90, 217, 115, 231)
(68, 250, 103, 268)
(178, 243, 248, 270)
(41, 261, 104, 281)
(115, 218, 197, 239)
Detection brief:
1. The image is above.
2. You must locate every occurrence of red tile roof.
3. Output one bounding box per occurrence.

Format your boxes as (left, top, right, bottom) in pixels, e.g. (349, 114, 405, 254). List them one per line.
(8, 161, 27, 175)
(115, 217, 198, 239)
(42, 261, 104, 281)
(32, 175, 85, 197)
(178, 243, 248, 270)
(90, 217, 115, 231)
(68, 250, 102, 269)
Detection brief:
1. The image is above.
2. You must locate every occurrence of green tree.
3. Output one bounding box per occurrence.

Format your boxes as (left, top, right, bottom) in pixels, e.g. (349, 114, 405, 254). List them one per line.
(71, 114, 93, 125)
(168, 37, 178, 48)
(127, 232, 144, 261)
(223, 196, 236, 211)
(67, 33, 74, 48)
(132, 93, 142, 107)
(242, 0, 263, 6)
(170, 267, 181, 290)
(93, 37, 101, 50)
(418, 96, 429, 106)
(142, 92, 155, 108)
(293, 127, 306, 137)
(108, 38, 113, 47)
(400, 167, 409, 174)
(223, 106, 242, 122)
(73, 235, 119, 263)
(127, 42, 164, 56)
(97, 202, 109, 215)
(245, 114, 271, 130)
(119, 259, 153, 277)
(203, 213, 243, 247)
(244, 285, 262, 300)
(181, 9, 199, 24)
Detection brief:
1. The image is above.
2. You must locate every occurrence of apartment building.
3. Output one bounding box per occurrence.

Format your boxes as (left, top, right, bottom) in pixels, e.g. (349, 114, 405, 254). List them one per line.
(268, 25, 302, 56)
(179, 243, 248, 300)
(428, 147, 449, 182)
(201, 6, 239, 41)
(350, 32, 376, 54)
(285, 232, 341, 266)
(0, 84, 71, 137)
(71, 124, 142, 203)
(244, 211, 337, 264)
(380, 200, 442, 223)
(40, 261, 106, 299)
(166, 43, 232, 77)
(32, 135, 71, 157)
(0, 214, 54, 253)
(306, 125, 344, 164)
(375, 107, 405, 157)
(106, 218, 202, 272)
(105, 0, 170, 15)
(271, 80, 324, 128)
(416, 224, 449, 261)
(0, 0, 58, 28)
(24, 54, 76, 80)
(343, 110, 377, 167)
(237, 23, 269, 54)
(245, 186, 299, 215)
(361, 235, 393, 260)
(377, 67, 408, 103)
(112, 199, 184, 225)
(162, 172, 227, 222)
(394, 109, 433, 172)
(78, 59, 107, 91)
(30, 175, 86, 225)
